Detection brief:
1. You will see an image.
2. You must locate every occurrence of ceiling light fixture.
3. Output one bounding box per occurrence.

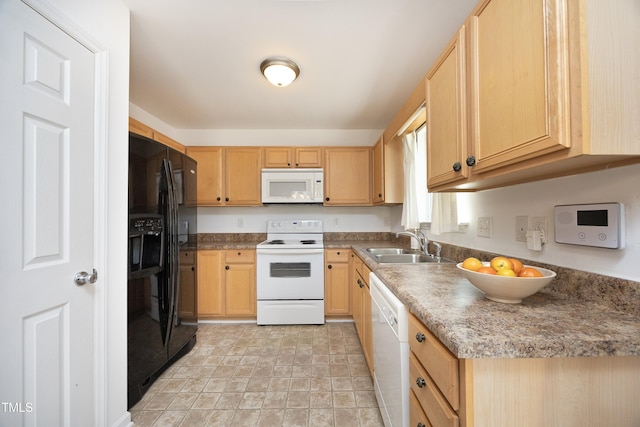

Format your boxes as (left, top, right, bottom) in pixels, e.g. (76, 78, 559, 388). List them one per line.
(260, 57, 300, 87)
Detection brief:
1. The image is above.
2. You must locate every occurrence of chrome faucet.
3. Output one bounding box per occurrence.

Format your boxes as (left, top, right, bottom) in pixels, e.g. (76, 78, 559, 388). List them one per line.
(396, 229, 430, 255)
(432, 241, 442, 261)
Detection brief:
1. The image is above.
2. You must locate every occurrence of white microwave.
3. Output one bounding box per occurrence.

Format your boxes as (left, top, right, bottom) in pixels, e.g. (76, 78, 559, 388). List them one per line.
(261, 168, 324, 204)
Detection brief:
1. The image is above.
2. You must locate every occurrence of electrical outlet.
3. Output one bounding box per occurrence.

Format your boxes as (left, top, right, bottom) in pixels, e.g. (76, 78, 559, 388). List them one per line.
(532, 216, 547, 240)
(477, 216, 492, 238)
(516, 216, 528, 242)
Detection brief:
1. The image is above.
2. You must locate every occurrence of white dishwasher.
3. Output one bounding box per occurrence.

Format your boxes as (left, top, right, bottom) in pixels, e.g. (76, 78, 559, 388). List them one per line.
(370, 272, 409, 427)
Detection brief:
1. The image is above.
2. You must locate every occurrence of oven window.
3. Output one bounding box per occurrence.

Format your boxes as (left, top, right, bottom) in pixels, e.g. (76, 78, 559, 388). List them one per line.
(270, 262, 311, 278)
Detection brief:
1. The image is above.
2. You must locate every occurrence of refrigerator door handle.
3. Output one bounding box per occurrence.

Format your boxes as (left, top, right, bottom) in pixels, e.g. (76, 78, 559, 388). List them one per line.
(162, 158, 180, 347)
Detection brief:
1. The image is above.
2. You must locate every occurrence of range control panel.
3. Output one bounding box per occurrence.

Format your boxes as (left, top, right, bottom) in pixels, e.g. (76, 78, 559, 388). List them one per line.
(554, 203, 625, 249)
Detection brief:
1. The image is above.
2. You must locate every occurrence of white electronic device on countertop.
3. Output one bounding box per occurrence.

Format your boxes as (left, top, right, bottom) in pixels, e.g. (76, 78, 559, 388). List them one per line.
(554, 203, 625, 249)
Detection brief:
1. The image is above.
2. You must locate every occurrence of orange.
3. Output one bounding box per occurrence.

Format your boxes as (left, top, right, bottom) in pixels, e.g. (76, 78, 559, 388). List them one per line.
(518, 267, 543, 277)
(496, 269, 517, 277)
(490, 256, 513, 272)
(462, 257, 483, 271)
(477, 266, 497, 275)
(509, 258, 524, 275)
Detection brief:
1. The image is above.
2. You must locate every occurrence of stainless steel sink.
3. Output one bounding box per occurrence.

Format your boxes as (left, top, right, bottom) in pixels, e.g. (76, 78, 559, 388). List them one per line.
(374, 253, 455, 264)
(365, 247, 420, 255)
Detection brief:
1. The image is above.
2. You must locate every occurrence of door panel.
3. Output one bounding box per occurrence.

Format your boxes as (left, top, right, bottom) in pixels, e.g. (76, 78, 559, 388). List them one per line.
(0, 2, 97, 425)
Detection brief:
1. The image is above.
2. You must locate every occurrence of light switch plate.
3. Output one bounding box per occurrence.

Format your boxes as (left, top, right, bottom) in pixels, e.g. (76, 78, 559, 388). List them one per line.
(516, 216, 528, 242)
(477, 216, 492, 238)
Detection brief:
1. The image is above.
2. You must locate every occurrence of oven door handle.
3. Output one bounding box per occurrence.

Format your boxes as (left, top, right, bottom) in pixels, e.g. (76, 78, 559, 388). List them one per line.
(257, 248, 324, 255)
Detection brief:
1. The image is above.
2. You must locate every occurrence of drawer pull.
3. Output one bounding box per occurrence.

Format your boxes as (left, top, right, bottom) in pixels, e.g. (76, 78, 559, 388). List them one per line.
(416, 377, 426, 388)
(418, 423, 426, 427)
(415, 332, 426, 343)
(357, 278, 364, 288)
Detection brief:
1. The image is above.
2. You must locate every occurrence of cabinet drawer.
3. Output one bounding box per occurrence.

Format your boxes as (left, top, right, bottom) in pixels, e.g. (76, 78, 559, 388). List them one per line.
(410, 389, 433, 427)
(409, 313, 459, 409)
(410, 354, 459, 427)
(180, 250, 195, 265)
(325, 249, 350, 263)
(224, 249, 255, 264)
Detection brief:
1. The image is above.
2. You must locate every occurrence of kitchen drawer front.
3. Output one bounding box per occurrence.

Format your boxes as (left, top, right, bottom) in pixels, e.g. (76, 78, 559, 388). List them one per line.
(409, 313, 459, 410)
(325, 249, 350, 263)
(224, 249, 255, 264)
(354, 256, 370, 286)
(180, 250, 195, 265)
(410, 354, 459, 427)
(410, 389, 433, 427)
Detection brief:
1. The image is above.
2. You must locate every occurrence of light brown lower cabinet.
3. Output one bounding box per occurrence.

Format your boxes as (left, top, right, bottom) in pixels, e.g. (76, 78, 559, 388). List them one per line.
(352, 252, 373, 376)
(178, 250, 197, 322)
(324, 249, 351, 317)
(197, 249, 256, 319)
(409, 312, 640, 427)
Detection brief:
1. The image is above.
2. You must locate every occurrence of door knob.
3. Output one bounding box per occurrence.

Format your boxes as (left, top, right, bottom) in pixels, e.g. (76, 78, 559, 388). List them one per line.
(74, 268, 97, 286)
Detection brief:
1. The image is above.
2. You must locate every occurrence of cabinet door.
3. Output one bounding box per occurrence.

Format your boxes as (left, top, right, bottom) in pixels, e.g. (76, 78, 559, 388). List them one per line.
(426, 26, 468, 189)
(186, 147, 224, 205)
(295, 147, 323, 167)
(224, 263, 256, 316)
(469, 0, 570, 173)
(372, 138, 384, 204)
(263, 147, 293, 168)
(178, 250, 196, 321)
(363, 280, 373, 375)
(324, 147, 372, 206)
(197, 250, 224, 317)
(325, 258, 351, 316)
(225, 147, 262, 205)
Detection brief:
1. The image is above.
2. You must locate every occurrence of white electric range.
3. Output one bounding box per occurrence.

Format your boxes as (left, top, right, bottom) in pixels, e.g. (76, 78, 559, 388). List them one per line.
(256, 219, 325, 325)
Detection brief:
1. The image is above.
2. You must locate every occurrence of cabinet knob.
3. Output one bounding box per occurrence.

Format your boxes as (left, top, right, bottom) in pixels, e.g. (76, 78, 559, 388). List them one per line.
(336, 251, 340, 255)
(225, 197, 230, 202)
(416, 377, 426, 388)
(452, 162, 462, 172)
(357, 279, 364, 288)
(325, 197, 330, 202)
(237, 251, 241, 256)
(216, 196, 221, 201)
(418, 423, 426, 427)
(295, 163, 299, 167)
(191, 267, 195, 271)
(466, 155, 476, 166)
(415, 332, 426, 343)
(328, 264, 332, 270)
(287, 163, 291, 166)
(378, 193, 383, 198)
(225, 265, 230, 270)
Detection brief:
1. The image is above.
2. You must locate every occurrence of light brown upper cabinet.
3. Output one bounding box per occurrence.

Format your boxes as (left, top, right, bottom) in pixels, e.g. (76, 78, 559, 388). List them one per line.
(185, 146, 224, 205)
(324, 147, 372, 206)
(427, 0, 640, 191)
(263, 146, 324, 168)
(372, 136, 404, 205)
(129, 117, 186, 154)
(426, 26, 468, 189)
(185, 146, 262, 206)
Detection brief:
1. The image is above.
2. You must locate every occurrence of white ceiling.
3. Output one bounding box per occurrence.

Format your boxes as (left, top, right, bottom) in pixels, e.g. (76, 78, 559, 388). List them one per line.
(123, 0, 477, 131)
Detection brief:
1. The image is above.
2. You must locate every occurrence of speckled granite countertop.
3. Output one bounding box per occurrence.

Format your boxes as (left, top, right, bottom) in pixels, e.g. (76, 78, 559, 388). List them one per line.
(343, 243, 640, 360)
(190, 235, 640, 359)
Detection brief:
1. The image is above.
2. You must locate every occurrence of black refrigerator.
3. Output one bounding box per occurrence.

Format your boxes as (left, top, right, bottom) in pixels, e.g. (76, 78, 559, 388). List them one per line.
(127, 132, 198, 408)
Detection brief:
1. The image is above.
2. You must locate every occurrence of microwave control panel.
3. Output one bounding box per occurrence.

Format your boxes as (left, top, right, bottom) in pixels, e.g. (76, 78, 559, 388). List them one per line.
(554, 203, 625, 249)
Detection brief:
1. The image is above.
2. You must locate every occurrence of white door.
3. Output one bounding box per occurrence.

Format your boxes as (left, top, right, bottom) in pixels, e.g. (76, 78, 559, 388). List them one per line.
(0, 1, 98, 426)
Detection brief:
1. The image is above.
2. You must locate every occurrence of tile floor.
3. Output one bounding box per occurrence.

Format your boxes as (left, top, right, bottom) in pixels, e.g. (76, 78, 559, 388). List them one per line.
(130, 322, 385, 427)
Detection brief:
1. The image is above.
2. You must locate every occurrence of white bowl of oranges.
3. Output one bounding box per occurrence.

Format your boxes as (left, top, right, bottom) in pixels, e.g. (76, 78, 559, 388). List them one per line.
(456, 256, 556, 304)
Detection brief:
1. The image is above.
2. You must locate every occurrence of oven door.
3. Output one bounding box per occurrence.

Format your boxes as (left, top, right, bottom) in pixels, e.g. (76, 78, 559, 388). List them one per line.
(257, 248, 324, 300)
